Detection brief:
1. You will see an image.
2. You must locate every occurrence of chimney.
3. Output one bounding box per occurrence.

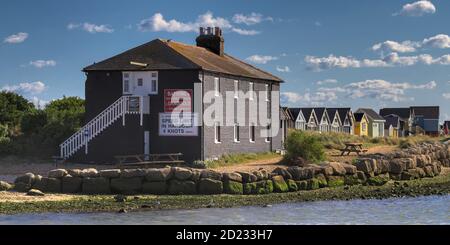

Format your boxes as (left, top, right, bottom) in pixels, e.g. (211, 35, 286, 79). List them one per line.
(196, 27, 224, 56)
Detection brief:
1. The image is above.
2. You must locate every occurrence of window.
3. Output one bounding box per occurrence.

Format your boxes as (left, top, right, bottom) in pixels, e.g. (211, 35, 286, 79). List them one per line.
(362, 123, 367, 131)
(265, 84, 270, 102)
(249, 82, 254, 100)
(215, 123, 221, 143)
(250, 124, 255, 143)
(214, 77, 220, 97)
(234, 80, 239, 99)
(151, 80, 157, 93)
(124, 73, 130, 79)
(123, 80, 130, 93)
(137, 78, 143, 86)
(151, 72, 157, 78)
(265, 124, 271, 142)
(234, 124, 240, 143)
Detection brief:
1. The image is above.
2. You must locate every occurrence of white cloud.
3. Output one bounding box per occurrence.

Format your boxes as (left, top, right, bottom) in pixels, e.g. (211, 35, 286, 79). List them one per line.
(395, 1, 436, 17)
(1, 81, 47, 95)
(314, 21, 322, 27)
(443, 93, 450, 100)
(423, 34, 450, 49)
(318, 79, 436, 102)
(68, 23, 114, 33)
(305, 53, 450, 71)
(138, 12, 261, 36)
(3, 32, 29, 44)
(29, 60, 56, 68)
(372, 40, 419, 53)
(232, 13, 273, 25)
(246, 55, 278, 64)
(276, 66, 290, 72)
(30, 96, 49, 109)
(281, 91, 338, 105)
(316, 79, 338, 85)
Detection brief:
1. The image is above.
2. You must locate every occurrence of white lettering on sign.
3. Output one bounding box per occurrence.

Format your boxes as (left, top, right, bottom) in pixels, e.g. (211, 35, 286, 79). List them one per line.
(159, 113, 199, 136)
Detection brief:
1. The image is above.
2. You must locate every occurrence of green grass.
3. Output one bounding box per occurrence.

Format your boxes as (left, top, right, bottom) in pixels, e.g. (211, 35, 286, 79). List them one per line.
(205, 152, 280, 169)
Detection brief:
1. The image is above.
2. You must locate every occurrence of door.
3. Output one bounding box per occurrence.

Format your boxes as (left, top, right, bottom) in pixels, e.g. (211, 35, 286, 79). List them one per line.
(144, 131, 150, 156)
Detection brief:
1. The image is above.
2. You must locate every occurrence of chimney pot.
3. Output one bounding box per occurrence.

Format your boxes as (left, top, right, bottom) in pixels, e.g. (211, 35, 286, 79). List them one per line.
(196, 26, 224, 56)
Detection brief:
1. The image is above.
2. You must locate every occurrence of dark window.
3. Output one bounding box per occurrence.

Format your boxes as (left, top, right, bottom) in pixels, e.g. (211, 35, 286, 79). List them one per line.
(137, 78, 143, 86)
(250, 124, 255, 142)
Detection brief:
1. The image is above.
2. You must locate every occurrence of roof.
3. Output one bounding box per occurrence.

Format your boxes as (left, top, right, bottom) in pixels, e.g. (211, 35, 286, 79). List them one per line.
(289, 108, 301, 121)
(300, 108, 315, 122)
(327, 108, 338, 120)
(354, 113, 366, 122)
(384, 115, 399, 129)
(328, 108, 352, 124)
(83, 39, 283, 82)
(314, 108, 327, 121)
(356, 108, 385, 121)
(411, 106, 439, 119)
(379, 108, 410, 119)
(282, 107, 294, 121)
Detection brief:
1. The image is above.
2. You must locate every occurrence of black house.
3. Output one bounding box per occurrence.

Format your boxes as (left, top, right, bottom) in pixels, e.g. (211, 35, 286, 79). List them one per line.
(60, 27, 284, 163)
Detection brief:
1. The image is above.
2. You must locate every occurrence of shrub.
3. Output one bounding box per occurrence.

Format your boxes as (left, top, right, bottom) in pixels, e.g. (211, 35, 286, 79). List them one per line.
(284, 131, 326, 163)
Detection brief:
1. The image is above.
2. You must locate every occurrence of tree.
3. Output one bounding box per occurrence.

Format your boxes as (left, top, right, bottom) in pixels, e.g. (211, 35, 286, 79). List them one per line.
(0, 92, 34, 135)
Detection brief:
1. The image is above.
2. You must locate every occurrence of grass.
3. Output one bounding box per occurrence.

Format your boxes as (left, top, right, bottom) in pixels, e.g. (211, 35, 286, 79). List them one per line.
(1, 170, 449, 215)
(297, 131, 442, 151)
(205, 152, 279, 169)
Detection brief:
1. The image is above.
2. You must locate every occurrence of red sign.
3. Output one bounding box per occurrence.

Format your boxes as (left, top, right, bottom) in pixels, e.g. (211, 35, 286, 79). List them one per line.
(164, 89, 193, 113)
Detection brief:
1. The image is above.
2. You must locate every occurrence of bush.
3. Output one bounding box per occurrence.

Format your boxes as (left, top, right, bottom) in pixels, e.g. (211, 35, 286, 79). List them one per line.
(284, 131, 326, 163)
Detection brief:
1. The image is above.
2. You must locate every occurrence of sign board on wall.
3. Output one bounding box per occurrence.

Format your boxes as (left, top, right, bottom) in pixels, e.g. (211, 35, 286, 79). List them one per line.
(159, 113, 199, 137)
(164, 89, 193, 113)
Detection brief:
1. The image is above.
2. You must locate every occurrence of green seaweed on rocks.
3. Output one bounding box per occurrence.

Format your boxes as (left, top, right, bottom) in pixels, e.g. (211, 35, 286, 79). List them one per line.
(272, 176, 289, 193)
(223, 181, 243, 195)
(327, 176, 345, 188)
(287, 179, 298, 192)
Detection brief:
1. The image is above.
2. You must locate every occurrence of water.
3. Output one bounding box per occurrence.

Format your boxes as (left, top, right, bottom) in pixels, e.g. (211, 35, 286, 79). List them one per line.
(0, 175, 16, 183)
(1, 195, 449, 225)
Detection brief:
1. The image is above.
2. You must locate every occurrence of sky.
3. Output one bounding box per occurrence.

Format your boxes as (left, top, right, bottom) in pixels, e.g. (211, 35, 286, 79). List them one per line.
(0, 0, 449, 122)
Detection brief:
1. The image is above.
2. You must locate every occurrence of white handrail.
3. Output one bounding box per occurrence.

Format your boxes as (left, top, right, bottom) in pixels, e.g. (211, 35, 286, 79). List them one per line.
(60, 96, 146, 159)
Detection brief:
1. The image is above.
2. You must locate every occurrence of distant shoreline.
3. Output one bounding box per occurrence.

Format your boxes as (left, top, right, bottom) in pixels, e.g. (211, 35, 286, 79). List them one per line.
(1, 170, 449, 215)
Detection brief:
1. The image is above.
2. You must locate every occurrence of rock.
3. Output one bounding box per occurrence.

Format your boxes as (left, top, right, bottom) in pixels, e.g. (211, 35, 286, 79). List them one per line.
(222, 172, 243, 183)
(355, 159, 374, 175)
(238, 172, 258, 183)
(287, 179, 298, 192)
(296, 180, 308, 190)
(404, 158, 416, 170)
(82, 177, 110, 194)
(341, 163, 357, 175)
(389, 173, 402, 181)
(243, 182, 257, 195)
(114, 194, 127, 202)
(315, 174, 328, 188)
(68, 169, 82, 177)
(423, 166, 434, 177)
(48, 169, 68, 178)
(99, 169, 121, 178)
(142, 182, 167, 195)
(389, 159, 406, 174)
(27, 189, 45, 196)
(200, 169, 222, 181)
(328, 162, 347, 176)
(307, 178, 320, 190)
(252, 169, 268, 181)
(290, 157, 307, 167)
(62, 175, 83, 193)
(416, 155, 430, 167)
(356, 171, 367, 183)
(317, 165, 334, 176)
(367, 174, 389, 186)
(120, 169, 147, 178)
(173, 167, 193, 181)
(376, 160, 390, 174)
(46, 178, 62, 193)
(190, 169, 202, 181)
(287, 167, 314, 181)
(146, 167, 173, 182)
(271, 175, 289, 193)
(417, 168, 426, 178)
(254, 180, 273, 195)
(223, 180, 244, 195)
(81, 168, 99, 178)
(14, 173, 35, 185)
(32, 177, 48, 192)
(198, 178, 223, 195)
(327, 176, 345, 188)
(344, 174, 362, 186)
(0, 181, 13, 191)
(168, 180, 197, 195)
(272, 167, 293, 180)
(111, 177, 143, 194)
(14, 182, 31, 192)
(430, 162, 441, 176)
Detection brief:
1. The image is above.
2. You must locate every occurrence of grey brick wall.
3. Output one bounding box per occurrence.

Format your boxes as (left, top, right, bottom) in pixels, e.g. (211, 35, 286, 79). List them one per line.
(202, 72, 282, 160)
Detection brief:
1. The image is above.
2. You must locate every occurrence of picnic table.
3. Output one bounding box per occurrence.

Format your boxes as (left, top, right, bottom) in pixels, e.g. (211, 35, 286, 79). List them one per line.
(340, 143, 368, 156)
(115, 153, 184, 168)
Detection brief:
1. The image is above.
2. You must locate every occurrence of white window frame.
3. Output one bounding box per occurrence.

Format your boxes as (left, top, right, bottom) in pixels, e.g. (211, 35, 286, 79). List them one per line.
(234, 80, 239, 99)
(265, 124, 271, 143)
(249, 123, 256, 143)
(234, 124, 240, 143)
(214, 122, 221, 144)
(249, 82, 254, 100)
(149, 72, 158, 95)
(214, 77, 220, 97)
(265, 84, 270, 102)
(123, 72, 131, 94)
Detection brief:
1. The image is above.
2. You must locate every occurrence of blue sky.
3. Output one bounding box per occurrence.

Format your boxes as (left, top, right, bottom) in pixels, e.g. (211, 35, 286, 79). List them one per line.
(1, 0, 449, 121)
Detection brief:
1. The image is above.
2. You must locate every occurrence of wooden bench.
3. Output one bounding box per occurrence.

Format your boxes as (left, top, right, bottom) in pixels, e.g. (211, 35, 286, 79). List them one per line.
(340, 143, 368, 156)
(115, 153, 184, 169)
